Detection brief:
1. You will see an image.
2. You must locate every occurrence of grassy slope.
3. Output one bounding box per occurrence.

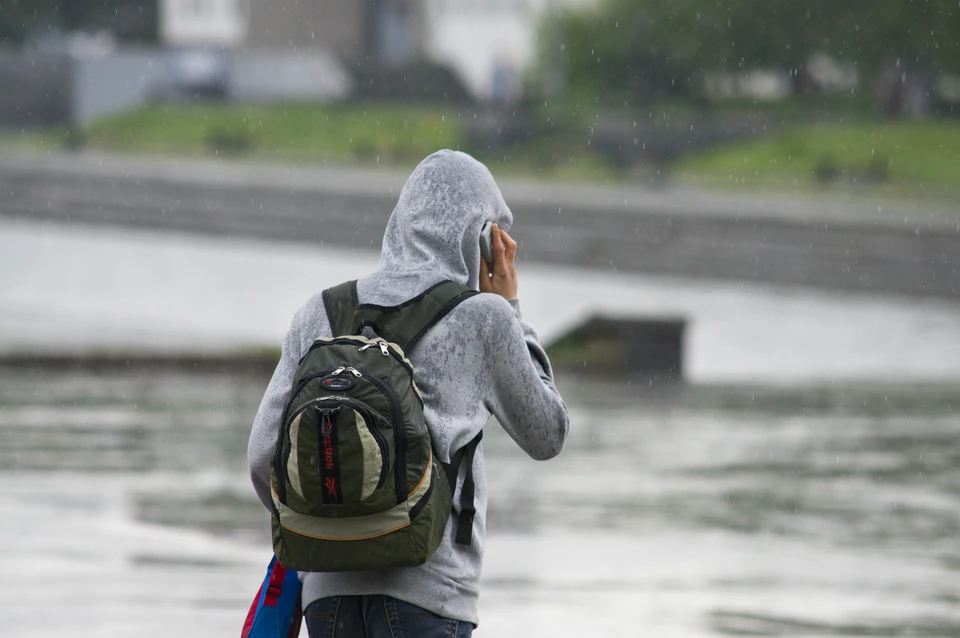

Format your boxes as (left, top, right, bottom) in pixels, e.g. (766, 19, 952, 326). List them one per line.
(17, 102, 619, 182)
(81, 103, 463, 163)
(6, 103, 959, 197)
(672, 120, 960, 190)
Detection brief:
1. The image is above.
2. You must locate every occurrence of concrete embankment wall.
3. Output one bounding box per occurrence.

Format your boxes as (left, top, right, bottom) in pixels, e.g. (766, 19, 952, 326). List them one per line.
(0, 153, 957, 300)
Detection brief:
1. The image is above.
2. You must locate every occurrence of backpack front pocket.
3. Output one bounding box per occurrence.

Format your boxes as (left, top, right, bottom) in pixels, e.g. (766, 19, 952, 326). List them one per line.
(283, 399, 393, 512)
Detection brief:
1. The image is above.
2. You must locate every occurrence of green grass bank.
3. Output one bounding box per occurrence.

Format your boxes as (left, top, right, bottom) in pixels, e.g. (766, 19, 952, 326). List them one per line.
(6, 102, 959, 198)
(673, 120, 960, 192)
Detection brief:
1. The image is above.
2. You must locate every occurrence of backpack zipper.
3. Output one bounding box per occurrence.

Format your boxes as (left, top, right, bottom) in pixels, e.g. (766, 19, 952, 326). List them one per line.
(278, 366, 357, 446)
(359, 341, 391, 356)
(304, 337, 415, 379)
(283, 369, 337, 422)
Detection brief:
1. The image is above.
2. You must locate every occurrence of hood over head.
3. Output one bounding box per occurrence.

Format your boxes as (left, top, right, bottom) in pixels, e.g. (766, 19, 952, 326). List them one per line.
(356, 150, 513, 305)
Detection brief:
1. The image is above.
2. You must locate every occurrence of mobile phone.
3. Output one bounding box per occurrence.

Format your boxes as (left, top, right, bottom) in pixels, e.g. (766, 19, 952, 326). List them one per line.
(479, 221, 494, 269)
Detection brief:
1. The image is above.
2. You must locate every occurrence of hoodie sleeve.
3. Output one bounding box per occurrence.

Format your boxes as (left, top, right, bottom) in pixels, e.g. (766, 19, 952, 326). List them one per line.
(482, 296, 570, 461)
(507, 299, 554, 379)
(247, 311, 304, 510)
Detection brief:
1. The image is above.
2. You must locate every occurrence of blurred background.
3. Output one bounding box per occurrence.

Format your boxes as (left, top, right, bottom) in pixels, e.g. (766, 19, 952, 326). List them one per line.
(1, 0, 959, 636)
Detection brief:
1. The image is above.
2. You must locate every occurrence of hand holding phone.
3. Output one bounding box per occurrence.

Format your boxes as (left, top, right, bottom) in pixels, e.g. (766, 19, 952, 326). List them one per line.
(479, 222, 518, 300)
(479, 221, 494, 269)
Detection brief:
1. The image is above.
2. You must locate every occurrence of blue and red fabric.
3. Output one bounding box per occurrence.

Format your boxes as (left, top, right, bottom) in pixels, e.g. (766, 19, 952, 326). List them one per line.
(241, 556, 302, 638)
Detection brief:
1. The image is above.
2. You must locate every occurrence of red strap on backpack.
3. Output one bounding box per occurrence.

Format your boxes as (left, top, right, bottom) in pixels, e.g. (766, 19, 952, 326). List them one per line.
(241, 561, 302, 638)
(264, 564, 287, 607)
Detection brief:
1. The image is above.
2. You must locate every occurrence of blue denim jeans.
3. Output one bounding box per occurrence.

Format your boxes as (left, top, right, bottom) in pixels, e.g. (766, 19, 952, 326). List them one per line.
(304, 595, 472, 638)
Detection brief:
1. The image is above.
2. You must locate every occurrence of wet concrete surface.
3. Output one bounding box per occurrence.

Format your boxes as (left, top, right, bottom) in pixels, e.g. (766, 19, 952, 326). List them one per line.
(2, 152, 958, 299)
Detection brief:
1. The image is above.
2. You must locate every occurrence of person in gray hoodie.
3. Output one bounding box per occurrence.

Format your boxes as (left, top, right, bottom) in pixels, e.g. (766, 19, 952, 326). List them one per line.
(247, 149, 570, 637)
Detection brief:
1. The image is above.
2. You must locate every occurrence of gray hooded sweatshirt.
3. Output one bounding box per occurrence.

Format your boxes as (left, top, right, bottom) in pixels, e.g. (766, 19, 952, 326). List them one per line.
(247, 150, 570, 626)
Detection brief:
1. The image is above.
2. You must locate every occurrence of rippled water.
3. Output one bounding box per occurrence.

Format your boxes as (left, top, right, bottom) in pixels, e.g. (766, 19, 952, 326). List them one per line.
(0, 367, 957, 637)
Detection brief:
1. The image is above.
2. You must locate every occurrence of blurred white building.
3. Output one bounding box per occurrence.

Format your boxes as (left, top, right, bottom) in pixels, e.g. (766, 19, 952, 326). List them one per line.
(155, 0, 352, 106)
(160, 0, 249, 47)
(157, 0, 599, 101)
(421, 0, 595, 101)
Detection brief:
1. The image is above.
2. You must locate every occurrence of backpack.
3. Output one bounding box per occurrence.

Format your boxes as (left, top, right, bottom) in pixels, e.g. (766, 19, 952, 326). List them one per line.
(270, 279, 484, 572)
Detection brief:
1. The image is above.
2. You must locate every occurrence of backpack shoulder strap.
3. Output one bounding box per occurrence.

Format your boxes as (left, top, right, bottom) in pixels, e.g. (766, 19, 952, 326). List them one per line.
(322, 280, 479, 351)
(321, 280, 359, 337)
(441, 431, 483, 546)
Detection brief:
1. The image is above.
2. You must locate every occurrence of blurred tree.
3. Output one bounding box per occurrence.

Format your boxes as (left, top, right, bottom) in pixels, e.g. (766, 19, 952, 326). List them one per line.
(849, 0, 960, 73)
(0, 0, 61, 44)
(536, 0, 960, 108)
(0, 0, 156, 45)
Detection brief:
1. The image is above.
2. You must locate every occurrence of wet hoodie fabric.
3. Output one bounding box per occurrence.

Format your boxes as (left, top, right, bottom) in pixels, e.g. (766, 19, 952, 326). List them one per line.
(247, 150, 570, 626)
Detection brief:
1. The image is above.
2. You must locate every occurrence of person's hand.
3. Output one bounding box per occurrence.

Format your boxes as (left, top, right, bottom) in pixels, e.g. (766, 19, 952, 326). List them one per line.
(479, 223, 518, 300)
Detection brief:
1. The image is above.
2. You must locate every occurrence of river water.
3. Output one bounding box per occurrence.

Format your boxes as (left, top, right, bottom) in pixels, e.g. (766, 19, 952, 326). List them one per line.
(0, 366, 957, 637)
(1, 215, 958, 636)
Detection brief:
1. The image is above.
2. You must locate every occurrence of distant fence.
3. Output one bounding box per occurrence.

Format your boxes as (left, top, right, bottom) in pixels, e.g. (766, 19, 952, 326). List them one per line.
(352, 63, 472, 104)
(73, 50, 167, 125)
(0, 48, 353, 128)
(463, 109, 776, 165)
(0, 51, 73, 128)
(232, 51, 352, 104)
(590, 113, 777, 164)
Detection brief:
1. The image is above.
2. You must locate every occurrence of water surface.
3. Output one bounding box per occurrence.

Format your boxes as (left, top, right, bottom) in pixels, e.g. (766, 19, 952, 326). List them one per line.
(1, 367, 957, 637)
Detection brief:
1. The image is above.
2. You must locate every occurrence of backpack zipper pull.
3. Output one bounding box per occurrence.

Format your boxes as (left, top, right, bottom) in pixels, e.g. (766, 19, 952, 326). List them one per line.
(378, 342, 390, 356)
(315, 406, 341, 438)
(358, 343, 376, 352)
(332, 366, 346, 375)
(346, 367, 363, 378)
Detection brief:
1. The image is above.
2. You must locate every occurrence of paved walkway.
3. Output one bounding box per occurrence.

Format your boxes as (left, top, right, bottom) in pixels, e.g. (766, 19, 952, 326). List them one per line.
(1, 152, 958, 299)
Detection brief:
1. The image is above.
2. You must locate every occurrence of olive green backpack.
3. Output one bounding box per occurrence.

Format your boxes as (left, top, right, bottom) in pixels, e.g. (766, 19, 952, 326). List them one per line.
(270, 280, 483, 572)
